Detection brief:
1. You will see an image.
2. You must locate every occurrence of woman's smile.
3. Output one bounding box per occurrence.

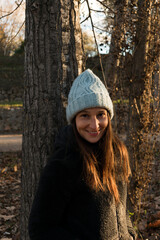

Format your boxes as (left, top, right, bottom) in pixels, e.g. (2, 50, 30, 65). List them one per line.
(75, 108, 108, 143)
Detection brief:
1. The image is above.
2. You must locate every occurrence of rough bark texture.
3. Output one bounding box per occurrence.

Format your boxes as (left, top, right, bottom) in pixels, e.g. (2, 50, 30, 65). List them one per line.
(21, 0, 83, 239)
(153, 59, 160, 129)
(105, 0, 128, 98)
(127, 0, 153, 218)
(104, 0, 128, 133)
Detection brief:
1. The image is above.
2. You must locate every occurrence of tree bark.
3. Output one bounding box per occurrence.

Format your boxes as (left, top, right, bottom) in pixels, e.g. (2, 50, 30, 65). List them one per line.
(105, 0, 128, 98)
(152, 59, 160, 129)
(104, 0, 129, 133)
(21, 0, 83, 239)
(127, 0, 152, 218)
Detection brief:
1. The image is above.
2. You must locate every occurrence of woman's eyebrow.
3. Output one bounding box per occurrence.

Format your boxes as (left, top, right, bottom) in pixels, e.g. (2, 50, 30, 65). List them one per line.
(80, 109, 106, 113)
(79, 110, 89, 113)
(97, 110, 106, 113)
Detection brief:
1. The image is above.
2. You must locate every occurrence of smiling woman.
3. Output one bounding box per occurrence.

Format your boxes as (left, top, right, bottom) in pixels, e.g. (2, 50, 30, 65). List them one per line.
(75, 108, 108, 143)
(28, 69, 137, 240)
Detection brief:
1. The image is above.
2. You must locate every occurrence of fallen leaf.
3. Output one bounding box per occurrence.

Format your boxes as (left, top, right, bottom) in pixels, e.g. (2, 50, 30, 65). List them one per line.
(1, 238, 12, 240)
(1, 167, 8, 173)
(4, 231, 10, 235)
(147, 219, 160, 228)
(0, 214, 15, 221)
(0, 225, 5, 231)
(14, 165, 17, 172)
(5, 206, 16, 211)
(0, 194, 5, 198)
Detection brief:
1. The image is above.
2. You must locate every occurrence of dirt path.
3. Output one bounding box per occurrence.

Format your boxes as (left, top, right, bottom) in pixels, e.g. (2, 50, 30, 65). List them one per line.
(0, 135, 22, 152)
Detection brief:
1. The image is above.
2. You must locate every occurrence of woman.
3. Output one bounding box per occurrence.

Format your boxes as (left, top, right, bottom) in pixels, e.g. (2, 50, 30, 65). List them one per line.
(28, 69, 136, 240)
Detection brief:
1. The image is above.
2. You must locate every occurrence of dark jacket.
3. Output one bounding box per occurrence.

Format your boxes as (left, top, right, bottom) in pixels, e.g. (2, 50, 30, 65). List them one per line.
(28, 125, 136, 240)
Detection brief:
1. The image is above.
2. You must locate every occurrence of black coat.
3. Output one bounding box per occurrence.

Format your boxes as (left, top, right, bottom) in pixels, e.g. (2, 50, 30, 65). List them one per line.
(28, 125, 136, 240)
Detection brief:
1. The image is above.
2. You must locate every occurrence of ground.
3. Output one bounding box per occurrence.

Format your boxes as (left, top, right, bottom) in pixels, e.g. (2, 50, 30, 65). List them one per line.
(0, 135, 22, 152)
(0, 150, 160, 240)
(0, 152, 21, 240)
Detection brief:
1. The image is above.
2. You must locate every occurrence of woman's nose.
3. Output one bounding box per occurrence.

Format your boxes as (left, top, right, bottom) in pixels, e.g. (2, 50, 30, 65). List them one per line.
(89, 117, 99, 130)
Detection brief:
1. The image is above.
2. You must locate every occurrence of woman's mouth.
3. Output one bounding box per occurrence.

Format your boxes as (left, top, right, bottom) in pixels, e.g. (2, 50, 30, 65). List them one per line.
(87, 131, 100, 136)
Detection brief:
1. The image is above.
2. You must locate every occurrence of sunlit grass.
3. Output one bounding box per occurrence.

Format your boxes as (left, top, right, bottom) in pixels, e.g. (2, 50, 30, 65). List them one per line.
(0, 99, 129, 109)
(0, 101, 23, 109)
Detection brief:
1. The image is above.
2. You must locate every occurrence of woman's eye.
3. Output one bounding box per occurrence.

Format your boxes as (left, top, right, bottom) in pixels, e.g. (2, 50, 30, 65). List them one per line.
(98, 113, 105, 117)
(81, 114, 89, 118)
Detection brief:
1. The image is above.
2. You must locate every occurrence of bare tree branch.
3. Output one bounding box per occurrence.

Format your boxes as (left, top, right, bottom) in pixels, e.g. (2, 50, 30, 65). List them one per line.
(85, 0, 107, 86)
(80, 15, 90, 24)
(93, 25, 107, 32)
(0, 0, 24, 20)
(90, 8, 105, 13)
(7, 21, 25, 44)
(81, 0, 86, 4)
(96, 0, 115, 14)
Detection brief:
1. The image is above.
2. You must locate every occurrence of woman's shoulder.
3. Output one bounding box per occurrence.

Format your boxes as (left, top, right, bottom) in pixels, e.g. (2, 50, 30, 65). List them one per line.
(54, 125, 75, 149)
(47, 125, 80, 169)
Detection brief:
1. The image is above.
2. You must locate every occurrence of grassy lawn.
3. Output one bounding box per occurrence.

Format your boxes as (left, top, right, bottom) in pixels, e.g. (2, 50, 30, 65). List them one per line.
(0, 101, 23, 108)
(0, 100, 129, 108)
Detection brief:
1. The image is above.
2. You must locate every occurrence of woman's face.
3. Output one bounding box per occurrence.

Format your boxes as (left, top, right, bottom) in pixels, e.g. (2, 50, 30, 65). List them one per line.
(75, 108, 108, 143)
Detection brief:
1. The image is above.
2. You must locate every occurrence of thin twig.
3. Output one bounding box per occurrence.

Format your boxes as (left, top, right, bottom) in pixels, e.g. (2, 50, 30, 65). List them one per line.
(86, 0, 107, 86)
(90, 8, 105, 13)
(81, 0, 86, 4)
(0, 0, 24, 20)
(80, 15, 90, 24)
(96, 0, 115, 14)
(93, 25, 107, 32)
(0, 9, 11, 14)
(7, 21, 25, 44)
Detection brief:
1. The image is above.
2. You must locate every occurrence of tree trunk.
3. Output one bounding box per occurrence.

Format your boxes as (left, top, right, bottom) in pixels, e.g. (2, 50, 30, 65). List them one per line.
(152, 59, 160, 130)
(104, 0, 128, 133)
(127, 0, 152, 220)
(105, 0, 128, 98)
(21, 0, 83, 239)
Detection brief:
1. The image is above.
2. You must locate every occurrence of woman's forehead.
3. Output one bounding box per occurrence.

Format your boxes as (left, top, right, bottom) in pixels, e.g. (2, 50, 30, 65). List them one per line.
(78, 108, 107, 113)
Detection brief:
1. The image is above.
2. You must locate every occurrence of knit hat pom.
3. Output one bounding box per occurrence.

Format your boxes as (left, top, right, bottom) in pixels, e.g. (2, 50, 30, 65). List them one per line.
(66, 69, 114, 123)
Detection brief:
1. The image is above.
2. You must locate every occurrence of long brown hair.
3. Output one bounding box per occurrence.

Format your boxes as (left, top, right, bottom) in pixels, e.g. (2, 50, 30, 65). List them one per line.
(72, 113, 131, 203)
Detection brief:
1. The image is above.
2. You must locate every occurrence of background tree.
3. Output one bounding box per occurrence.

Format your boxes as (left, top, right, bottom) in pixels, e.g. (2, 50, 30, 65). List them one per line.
(128, 0, 160, 222)
(82, 31, 97, 56)
(0, 25, 7, 55)
(104, 0, 129, 98)
(0, 0, 25, 55)
(21, 0, 83, 239)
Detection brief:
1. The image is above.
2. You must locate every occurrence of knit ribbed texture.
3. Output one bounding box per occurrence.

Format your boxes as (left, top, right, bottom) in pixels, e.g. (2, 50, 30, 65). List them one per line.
(66, 69, 114, 123)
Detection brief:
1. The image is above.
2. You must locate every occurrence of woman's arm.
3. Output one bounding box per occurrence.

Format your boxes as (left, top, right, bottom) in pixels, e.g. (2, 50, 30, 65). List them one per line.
(28, 155, 77, 240)
(28, 125, 82, 240)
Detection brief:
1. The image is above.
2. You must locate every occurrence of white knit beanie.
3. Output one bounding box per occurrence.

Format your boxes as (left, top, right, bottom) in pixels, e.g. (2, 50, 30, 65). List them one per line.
(66, 69, 114, 123)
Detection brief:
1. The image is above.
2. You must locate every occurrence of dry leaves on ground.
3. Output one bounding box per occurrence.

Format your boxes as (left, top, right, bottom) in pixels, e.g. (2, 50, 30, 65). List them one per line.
(0, 152, 21, 240)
